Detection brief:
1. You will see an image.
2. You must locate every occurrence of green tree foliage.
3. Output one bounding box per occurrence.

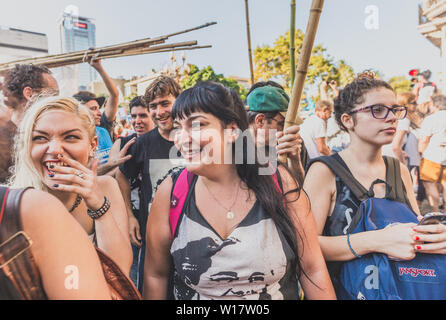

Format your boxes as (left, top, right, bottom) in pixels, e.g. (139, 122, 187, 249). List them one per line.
(254, 30, 355, 91)
(181, 65, 248, 100)
(388, 76, 412, 94)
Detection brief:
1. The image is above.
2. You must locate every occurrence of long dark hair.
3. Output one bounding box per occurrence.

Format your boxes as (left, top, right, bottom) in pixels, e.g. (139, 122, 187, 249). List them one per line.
(172, 81, 307, 282)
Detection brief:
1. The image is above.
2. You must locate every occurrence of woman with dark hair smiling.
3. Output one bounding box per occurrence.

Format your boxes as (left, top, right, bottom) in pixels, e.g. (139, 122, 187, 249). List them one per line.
(143, 81, 335, 300)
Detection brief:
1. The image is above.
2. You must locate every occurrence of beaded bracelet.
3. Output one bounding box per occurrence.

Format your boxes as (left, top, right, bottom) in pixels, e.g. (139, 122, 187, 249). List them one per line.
(87, 197, 111, 220)
(347, 233, 362, 259)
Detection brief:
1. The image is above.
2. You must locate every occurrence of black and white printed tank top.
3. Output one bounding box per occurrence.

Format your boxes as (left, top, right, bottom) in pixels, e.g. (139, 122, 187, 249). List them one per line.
(170, 175, 299, 300)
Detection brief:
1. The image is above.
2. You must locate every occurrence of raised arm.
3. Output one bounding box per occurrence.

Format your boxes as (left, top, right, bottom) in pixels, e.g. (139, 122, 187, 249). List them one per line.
(89, 59, 119, 123)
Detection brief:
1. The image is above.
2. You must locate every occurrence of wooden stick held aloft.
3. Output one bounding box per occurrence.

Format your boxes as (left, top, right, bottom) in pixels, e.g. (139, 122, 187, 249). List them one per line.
(0, 22, 217, 71)
(279, 0, 324, 164)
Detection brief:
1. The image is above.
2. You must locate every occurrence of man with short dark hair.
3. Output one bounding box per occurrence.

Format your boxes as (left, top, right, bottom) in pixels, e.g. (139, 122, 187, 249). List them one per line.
(116, 76, 183, 291)
(3, 64, 59, 124)
(0, 64, 59, 183)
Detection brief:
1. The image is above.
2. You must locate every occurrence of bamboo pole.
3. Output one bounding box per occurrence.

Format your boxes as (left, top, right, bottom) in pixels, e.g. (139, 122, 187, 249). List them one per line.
(42, 45, 211, 69)
(0, 41, 200, 71)
(0, 22, 217, 71)
(290, 0, 296, 87)
(244, 0, 255, 85)
(71, 45, 212, 63)
(279, 0, 324, 164)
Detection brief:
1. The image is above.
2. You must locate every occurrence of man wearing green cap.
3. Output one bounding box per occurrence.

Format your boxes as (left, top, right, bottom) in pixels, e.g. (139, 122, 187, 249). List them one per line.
(246, 83, 308, 186)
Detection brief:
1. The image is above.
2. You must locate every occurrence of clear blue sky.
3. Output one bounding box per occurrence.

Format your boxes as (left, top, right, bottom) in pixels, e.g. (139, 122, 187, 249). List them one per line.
(0, 0, 442, 84)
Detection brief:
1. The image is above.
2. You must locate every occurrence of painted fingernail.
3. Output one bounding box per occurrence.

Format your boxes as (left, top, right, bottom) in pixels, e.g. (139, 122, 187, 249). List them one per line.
(414, 236, 420, 241)
(49, 173, 54, 177)
(53, 184, 59, 188)
(416, 245, 422, 250)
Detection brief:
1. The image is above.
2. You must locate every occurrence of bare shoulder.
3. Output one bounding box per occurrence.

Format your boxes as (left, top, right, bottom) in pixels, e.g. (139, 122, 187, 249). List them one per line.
(20, 189, 67, 225)
(304, 161, 336, 191)
(19, 189, 86, 246)
(149, 175, 174, 222)
(154, 175, 174, 201)
(306, 160, 336, 181)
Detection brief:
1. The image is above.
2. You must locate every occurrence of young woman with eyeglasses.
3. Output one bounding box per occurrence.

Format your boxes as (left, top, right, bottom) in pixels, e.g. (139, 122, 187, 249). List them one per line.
(303, 73, 446, 296)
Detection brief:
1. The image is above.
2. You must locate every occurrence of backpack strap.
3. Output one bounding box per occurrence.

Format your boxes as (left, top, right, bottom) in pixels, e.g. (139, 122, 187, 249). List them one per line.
(0, 187, 46, 300)
(383, 156, 414, 211)
(308, 155, 369, 202)
(169, 168, 196, 238)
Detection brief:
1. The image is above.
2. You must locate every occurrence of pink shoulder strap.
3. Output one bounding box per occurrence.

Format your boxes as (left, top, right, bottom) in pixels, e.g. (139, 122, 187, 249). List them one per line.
(272, 172, 282, 194)
(169, 169, 194, 238)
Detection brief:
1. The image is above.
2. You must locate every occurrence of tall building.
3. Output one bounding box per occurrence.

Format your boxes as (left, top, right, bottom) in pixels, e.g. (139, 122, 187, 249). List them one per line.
(58, 13, 97, 90)
(0, 27, 48, 63)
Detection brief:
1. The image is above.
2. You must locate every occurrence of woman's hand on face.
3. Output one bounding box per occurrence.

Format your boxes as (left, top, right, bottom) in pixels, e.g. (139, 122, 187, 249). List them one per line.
(48, 154, 104, 210)
(376, 223, 418, 260)
(412, 223, 446, 254)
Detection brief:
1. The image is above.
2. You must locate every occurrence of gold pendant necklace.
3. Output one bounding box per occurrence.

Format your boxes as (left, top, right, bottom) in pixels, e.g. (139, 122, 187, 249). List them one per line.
(202, 178, 240, 220)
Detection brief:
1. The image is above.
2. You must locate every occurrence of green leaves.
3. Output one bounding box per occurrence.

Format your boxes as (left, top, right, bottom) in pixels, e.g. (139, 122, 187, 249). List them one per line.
(181, 65, 248, 100)
(388, 76, 412, 94)
(254, 30, 355, 92)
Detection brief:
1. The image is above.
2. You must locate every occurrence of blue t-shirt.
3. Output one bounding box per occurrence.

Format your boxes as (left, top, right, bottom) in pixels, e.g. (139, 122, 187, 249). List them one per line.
(95, 126, 113, 165)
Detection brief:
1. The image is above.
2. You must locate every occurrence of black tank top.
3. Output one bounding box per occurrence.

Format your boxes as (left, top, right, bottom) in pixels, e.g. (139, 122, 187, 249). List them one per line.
(315, 153, 411, 293)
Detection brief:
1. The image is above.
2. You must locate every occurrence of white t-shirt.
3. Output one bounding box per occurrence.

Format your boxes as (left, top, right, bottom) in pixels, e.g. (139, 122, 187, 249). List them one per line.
(326, 116, 350, 151)
(419, 110, 446, 165)
(300, 115, 327, 159)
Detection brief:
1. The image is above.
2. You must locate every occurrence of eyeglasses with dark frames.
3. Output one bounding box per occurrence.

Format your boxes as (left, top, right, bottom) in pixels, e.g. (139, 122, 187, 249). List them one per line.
(348, 104, 407, 120)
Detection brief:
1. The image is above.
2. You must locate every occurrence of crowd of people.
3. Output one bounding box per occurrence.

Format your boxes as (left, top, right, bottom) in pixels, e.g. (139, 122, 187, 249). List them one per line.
(0, 59, 445, 300)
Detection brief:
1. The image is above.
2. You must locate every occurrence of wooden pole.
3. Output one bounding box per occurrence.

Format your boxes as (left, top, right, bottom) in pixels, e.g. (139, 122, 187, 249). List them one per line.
(0, 41, 201, 71)
(290, 0, 296, 87)
(244, 0, 255, 85)
(42, 45, 212, 69)
(0, 22, 217, 71)
(279, 0, 324, 164)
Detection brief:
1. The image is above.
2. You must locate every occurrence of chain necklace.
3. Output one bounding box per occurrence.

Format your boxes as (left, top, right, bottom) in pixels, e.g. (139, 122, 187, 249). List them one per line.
(69, 194, 83, 213)
(202, 178, 240, 220)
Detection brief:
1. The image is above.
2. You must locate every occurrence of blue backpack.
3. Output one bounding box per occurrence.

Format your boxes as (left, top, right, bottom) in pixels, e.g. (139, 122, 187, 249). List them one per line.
(314, 155, 446, 300)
